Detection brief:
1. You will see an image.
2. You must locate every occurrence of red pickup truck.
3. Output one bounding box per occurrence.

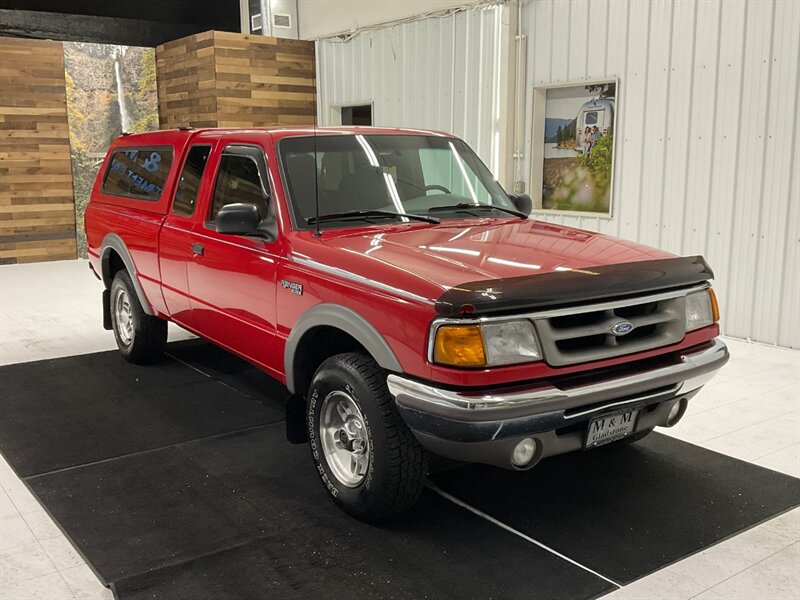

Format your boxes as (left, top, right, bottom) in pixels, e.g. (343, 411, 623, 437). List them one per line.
(86, 127, 728, 520)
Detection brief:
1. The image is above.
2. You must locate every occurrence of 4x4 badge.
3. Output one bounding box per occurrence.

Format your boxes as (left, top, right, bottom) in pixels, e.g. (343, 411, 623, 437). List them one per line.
(281, 280, 303, 296)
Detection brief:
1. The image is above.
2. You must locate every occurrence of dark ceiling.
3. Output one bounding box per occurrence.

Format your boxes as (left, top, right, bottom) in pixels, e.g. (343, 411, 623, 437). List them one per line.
(0, 0, 241, 47)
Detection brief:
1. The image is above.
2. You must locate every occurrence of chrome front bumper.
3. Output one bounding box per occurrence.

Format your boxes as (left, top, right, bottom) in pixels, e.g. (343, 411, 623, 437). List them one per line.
(387, 340, 729, 468)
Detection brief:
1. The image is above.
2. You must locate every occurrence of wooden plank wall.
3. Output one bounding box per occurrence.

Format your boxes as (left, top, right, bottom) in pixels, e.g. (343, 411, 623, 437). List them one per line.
(213, 31, 316, 128)
(156, 31, 218, 129)
(0, 37, 77, 264)
(156, 31, 316, 129)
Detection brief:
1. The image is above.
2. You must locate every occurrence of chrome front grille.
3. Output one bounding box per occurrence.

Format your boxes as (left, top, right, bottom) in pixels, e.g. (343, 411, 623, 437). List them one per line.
(533, 296, 686, 366)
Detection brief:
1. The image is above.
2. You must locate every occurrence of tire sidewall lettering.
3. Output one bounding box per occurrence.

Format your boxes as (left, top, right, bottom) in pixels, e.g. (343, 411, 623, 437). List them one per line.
(307, 384, 342, 498)
(343, 384, 375, 491)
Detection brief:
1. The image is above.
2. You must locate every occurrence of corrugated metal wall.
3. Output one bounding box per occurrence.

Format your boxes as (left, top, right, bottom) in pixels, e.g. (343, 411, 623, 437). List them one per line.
(521, 0, 799, 348)
(315, 0, 800, 348)
(316, 4, 505, 173)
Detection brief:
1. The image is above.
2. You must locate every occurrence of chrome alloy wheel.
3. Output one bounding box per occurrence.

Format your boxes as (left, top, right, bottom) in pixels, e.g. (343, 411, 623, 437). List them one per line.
(320, 390, 371, 487)
(114, 287, 135, 346)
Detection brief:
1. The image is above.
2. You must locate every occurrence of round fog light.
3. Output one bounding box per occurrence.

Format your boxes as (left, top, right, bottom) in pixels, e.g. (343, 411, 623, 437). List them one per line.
(667, 399, 685, 426)
(512, 438, 537, 467)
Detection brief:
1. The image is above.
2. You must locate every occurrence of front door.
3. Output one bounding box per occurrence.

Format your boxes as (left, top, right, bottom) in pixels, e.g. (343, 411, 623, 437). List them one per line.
(186, 144, 280, 377)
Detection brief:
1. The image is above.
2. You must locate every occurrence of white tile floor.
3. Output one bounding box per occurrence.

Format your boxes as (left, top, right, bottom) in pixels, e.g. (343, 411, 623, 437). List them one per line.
(1, 259, 798, 599)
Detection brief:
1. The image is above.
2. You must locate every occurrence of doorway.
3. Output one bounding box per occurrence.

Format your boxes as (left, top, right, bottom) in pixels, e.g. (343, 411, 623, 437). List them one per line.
(331, 104, 373, 126)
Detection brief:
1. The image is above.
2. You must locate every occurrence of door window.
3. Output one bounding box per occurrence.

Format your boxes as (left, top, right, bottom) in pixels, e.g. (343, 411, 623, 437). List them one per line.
(209, 153, 269, 222)
(172, 145, 211, 216)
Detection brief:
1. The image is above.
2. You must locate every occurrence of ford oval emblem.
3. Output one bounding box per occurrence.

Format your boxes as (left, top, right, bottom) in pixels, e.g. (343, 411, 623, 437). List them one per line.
(610, 321, 635, 336)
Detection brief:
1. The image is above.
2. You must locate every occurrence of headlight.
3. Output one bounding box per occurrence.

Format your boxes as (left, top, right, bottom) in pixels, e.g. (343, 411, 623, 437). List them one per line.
(685, 288, 720, 331)
(432, 320, 541, 367)
(482, 321, 542, 365)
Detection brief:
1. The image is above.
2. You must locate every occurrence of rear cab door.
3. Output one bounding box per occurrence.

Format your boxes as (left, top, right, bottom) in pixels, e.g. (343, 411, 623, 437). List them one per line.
(184, 133, 284, 379)
(159, 133, 220, 326)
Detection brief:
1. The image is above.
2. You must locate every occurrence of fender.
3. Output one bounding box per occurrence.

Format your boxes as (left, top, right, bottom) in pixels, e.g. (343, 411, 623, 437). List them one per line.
(99, 233, 155, 316)
(284, 303, 403, 394)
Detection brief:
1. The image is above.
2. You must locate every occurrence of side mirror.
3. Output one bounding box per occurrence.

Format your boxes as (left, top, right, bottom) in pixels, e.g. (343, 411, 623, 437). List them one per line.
(216, 203, 261, 235)
(509, 193, 533, 215)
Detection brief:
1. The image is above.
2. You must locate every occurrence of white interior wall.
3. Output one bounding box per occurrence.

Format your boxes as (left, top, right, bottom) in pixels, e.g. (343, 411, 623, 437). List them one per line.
(520, 0, 799, 348)
(316, 5, 507, 173)
(298, 0, 476, 39)
(314, 0, 800, 349)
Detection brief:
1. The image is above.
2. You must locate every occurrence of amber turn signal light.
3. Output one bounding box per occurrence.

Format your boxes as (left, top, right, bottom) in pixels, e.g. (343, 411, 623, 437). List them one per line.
(433, 325, 486, 367)
(709, 288, 720, 323)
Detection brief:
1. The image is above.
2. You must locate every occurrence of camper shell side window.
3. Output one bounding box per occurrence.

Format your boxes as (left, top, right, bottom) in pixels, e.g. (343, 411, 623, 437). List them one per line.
(102, 146, 174, 201)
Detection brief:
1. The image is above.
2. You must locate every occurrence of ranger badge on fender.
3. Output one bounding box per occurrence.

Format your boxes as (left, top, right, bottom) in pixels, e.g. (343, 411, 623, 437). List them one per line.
(281, 280, 303, 296)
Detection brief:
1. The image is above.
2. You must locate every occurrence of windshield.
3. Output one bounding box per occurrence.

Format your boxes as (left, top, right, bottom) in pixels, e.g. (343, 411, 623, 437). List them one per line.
(279, 134, 515, 229)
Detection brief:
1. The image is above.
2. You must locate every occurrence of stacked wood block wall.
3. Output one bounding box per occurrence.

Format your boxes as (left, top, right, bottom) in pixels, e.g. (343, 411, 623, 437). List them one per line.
(156, 31, 315, 129)
(0, 37, 77, 264)
(155, 31, 218, 128)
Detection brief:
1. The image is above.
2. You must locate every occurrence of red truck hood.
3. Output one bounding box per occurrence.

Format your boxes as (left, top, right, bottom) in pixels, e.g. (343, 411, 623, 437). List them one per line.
(293, 218, 677, 306)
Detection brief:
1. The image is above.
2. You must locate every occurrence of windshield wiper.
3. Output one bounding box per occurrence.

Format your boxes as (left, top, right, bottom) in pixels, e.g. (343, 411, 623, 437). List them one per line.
(307, 210, 440, 225)
(427, 203, 528, 219)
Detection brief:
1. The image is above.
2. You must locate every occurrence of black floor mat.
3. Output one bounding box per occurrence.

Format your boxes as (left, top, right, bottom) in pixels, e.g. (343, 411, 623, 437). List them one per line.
(1, 343, 612, 600)
(0, 341, 284, 477)
(432, 433, 800, 584)
(166, 340, 288, 401)
(28, 425, 611, 600)
(2, 342, 799, 599)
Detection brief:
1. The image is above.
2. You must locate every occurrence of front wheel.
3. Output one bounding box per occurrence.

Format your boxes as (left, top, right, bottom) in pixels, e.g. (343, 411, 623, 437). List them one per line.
(110, 271, 167, 364)
(307, 353, 428, 521)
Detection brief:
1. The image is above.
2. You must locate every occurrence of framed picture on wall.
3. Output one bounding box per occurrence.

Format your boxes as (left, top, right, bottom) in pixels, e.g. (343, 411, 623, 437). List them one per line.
(530, 79, 618, 217)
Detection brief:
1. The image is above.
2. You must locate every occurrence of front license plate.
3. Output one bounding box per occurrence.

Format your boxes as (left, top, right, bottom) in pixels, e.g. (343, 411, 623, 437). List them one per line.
(585, 408, 640, 449)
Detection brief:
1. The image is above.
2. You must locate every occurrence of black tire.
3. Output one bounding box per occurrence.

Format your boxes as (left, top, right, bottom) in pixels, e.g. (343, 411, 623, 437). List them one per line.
(307, 353, 428, 521)
(109, 270, 167, 364)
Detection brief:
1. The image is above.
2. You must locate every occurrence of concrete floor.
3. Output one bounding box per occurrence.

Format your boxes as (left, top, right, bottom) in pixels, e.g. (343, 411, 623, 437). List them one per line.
(1, 259, 798, 599)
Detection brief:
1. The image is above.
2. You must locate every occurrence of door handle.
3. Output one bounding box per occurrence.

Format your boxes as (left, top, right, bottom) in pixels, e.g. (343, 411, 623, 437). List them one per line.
(191, 243, 204, 257)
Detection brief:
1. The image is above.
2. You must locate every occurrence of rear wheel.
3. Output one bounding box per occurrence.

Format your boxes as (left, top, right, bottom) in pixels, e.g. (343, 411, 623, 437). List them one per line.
(110, 271, 167, 364)
(307, 353, 428, 521)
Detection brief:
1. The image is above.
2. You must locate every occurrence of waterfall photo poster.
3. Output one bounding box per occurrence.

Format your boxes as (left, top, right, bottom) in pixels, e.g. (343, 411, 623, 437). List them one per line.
(63, 42, 159, 255)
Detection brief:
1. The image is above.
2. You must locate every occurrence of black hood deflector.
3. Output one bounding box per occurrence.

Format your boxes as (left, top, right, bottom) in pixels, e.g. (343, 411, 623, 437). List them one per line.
(434, 255, 714, 317)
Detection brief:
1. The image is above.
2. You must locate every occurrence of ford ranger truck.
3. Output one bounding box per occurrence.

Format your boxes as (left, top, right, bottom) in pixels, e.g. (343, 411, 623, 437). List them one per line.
(85, 127, 729, 521)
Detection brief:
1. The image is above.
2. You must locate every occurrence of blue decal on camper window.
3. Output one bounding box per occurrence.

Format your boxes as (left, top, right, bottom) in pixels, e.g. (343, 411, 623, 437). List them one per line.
(142, 152, 161, 173)
(102, 148, 173, 201)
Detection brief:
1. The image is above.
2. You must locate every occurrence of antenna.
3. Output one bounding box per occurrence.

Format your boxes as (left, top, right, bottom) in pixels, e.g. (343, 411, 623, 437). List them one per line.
(312, 97, 322, 237)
